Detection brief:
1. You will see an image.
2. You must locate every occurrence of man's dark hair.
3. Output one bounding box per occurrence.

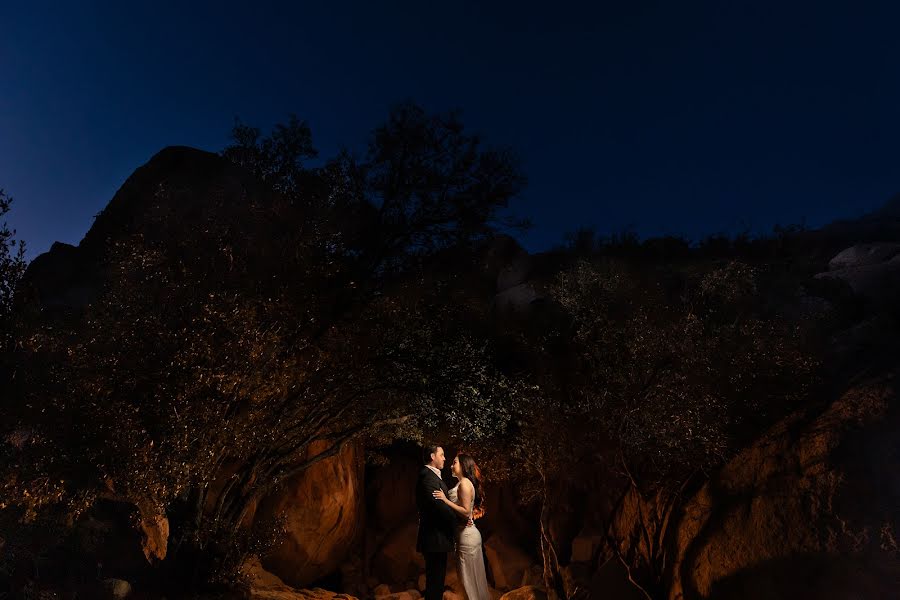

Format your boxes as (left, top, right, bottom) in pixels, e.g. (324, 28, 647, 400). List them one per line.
(422, 444, 440, 465)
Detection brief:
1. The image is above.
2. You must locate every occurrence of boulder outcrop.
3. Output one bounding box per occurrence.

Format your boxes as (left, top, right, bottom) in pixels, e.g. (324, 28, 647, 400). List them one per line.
(663, 373, 900, 599)
(257, 440, 365, 588)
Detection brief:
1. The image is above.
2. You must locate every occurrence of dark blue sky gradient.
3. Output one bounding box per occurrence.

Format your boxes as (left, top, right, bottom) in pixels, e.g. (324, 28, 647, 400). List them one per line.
(2, 1, 899, 260)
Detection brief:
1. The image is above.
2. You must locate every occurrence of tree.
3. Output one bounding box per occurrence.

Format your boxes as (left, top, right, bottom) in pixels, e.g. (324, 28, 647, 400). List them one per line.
(1, 104, 530, 588)
(0, 189, 25, 347)
(498, 257, 817, 599)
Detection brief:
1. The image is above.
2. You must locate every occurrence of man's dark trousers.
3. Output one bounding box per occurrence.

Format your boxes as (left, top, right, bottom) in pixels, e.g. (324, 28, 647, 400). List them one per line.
(423, 552, 448, 600)
(416, 466, 456, 600)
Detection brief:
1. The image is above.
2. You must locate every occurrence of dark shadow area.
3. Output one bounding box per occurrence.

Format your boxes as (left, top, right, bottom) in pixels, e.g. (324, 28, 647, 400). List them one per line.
(708, 552, 900, 600)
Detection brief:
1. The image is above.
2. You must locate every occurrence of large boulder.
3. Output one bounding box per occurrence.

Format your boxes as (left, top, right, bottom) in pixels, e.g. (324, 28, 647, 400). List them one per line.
(815, 243, 900, 307)
(242, 557, 359, 600)
(497, 253, 533, 293)
(498, 586, 547, 600)
(476, 482, 540, 552)
(371, 517, 425, 584)
(493, 283, 542, 315)
(250, 586, 360, 600)
(665, 372, 900, 599)
(367, 453, 421, 535)
(827, 242, 900, 270)
(484, 535, 534, 591)
(257, 440, 365, 588)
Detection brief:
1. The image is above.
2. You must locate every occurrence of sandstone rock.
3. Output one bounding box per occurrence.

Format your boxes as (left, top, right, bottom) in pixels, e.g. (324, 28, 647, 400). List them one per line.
(482, 235, 528, 284)
(477, 481, 540, 552)
(339, 553, 367, 599)
(815, 243, 900, 306)
(375, 592, 420, 600)
(494, 283, 541, 315)
(484, 536, 533, 591)
(441, 591, 462, 600)
(519, 565, 543, 588)
(498, 585, 547, 600)
(241, 557, 288, 589)
(101, 578, 132, 599)
(367, 454, 420, 534)
(243, 561, 359, 600)
(827, 242, 900, 270)
(445, 559, 461, 591)
(417, 574, 426, 592)
(587, 559, 647, 600)
(664, 373, 900, 599)
(497, 254, 533, 293)
(258, 440, 364, 588)
(569, 535, 598, 563)
(250, 587, 359, 600)
(371, 518, 423, 583)
(373, 584, 391, 597)
(136, 503, 168, 562)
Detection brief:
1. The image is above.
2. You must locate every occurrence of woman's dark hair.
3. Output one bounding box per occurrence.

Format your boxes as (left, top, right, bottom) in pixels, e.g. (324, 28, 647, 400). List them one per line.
(457, 453, 485, 518)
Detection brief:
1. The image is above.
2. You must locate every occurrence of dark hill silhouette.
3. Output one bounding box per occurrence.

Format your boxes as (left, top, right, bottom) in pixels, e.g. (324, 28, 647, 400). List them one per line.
(20, 146, 274, 310)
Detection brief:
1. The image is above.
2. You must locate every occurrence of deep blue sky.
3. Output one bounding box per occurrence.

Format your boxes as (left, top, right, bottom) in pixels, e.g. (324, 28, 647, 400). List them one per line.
(2, 1, 899, 261)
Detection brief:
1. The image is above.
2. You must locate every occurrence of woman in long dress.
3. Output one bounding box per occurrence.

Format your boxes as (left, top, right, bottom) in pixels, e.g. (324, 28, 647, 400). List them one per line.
(433, 454, 491, 600)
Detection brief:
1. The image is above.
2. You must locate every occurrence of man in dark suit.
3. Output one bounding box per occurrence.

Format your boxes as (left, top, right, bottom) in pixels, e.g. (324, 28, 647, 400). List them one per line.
(416, 445, 457, 600)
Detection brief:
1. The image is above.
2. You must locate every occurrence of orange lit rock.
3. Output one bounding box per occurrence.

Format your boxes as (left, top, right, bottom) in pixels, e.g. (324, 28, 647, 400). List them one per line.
(497, 586, 547, 600)
(666, 374, 900, 599)
(136, 506, 168, 562)
(371, 517, 424, 583)
(367, 454, 420, 535)
(257, 440, 364, 588)
(483, 535, 533, 591)
(250, 589, 358, 600)
(374, 591, 421, 600)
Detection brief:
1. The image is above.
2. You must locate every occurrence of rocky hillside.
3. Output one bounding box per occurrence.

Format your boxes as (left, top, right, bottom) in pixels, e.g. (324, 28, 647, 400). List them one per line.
(11, 146, 900, 600)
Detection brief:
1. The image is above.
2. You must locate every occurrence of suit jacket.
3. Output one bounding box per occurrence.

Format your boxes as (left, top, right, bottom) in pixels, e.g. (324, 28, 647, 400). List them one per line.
(415, 466, 457, 553)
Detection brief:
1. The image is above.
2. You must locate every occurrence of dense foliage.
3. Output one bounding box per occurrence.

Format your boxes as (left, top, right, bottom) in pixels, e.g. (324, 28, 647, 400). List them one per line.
(485, 254, 819, 599)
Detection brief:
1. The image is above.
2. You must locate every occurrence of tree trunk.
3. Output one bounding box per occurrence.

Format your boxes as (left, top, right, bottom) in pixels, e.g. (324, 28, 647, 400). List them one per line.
(539, 476, 566, 600)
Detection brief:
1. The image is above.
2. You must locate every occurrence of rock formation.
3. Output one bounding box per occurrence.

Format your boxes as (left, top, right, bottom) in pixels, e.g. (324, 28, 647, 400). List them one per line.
(665, 372, 900, 600)
(257, 440, 365, 588)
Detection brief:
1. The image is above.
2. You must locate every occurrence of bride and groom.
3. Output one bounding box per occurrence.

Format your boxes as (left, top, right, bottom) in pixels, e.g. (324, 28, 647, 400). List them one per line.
(415, 445, 491, 600)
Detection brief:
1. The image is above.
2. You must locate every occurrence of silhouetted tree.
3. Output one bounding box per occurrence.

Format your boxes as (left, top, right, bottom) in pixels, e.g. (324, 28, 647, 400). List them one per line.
(0, 189, 25, 347)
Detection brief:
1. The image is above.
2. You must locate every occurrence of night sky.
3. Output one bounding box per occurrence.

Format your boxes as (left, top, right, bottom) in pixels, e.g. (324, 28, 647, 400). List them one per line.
(2, 1, 899, 261)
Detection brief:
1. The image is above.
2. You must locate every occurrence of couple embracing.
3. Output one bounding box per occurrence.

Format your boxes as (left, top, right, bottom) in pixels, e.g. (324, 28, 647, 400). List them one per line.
(415, 445, 491, 600)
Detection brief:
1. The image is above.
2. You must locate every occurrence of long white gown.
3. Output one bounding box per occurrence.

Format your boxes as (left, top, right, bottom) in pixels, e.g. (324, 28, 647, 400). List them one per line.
(448, 483, 491, 600)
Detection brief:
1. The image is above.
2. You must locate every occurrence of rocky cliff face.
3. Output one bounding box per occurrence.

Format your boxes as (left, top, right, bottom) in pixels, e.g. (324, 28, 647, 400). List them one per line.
(257, 440, 366, 588)
(664, 372, 900, 600)
(562, 362, 900, 600)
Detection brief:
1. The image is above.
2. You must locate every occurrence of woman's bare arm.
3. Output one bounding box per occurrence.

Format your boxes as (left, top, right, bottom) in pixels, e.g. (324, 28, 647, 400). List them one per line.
(433, 479, 475, 522)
